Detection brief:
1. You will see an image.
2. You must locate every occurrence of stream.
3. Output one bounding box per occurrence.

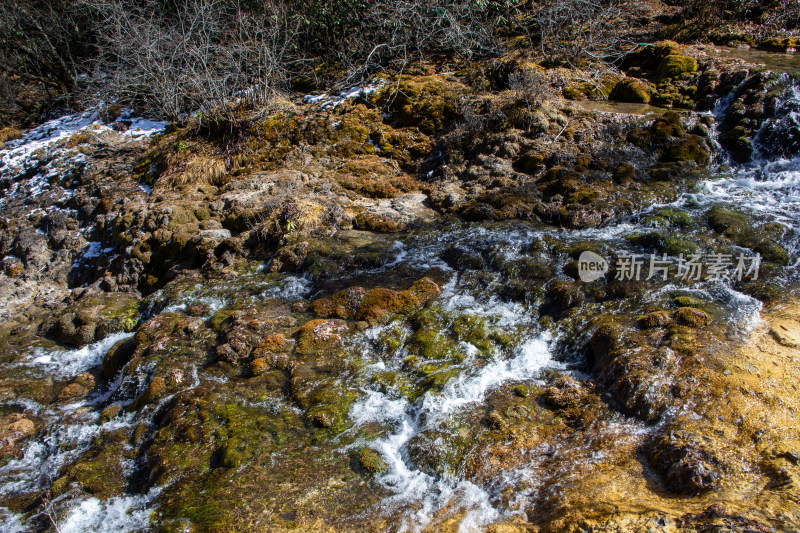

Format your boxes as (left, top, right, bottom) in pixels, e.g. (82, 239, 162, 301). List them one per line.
(0, 53, 799, 532)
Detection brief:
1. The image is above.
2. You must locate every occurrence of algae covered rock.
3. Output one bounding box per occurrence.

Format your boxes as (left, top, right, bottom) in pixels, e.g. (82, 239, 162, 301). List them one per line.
(644, 432, 721, 494)
(357, 447, 388, 474)
(610, 78, 652, 104)
(675, 307, 710, 328)
(656, 55, 698, 82)
(311, 277, 441, 324)
(295, 319, 349, 356)
(707, 206, 790, 265)
(637, 310, 673, 329)
(589, 321, 625, 370)
(547, 281, 584, 313)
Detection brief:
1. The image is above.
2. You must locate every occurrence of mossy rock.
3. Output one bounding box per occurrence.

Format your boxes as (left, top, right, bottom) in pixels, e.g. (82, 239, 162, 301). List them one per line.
(760, 37, 800, 52)
(707, 207, 789, 265)
(311, 277, 441, 325)
(646, 207, 693, 229)
(547, 282, 584, 313)
(651, 111, 685, 143)
(372, 370, 419, 400)
(638, 311, 673, 329)
(514, 151, 545, 174)
(673, 295, 706, 308)
(102, 337, 137, 379)
(589, 321, 625, 370)
(352, 212, 404, 233)
(656, 55, 698, 82)
(295, 319, 349, 356)
(626, 231, 698, 257)
(663, 135, 710, 166)
(372, 76, 466, 135)
(562, 86, 585, 100)
(357, 447, 388, 474)
(610, 79, 652, 104)
(674, 307, 710, 328)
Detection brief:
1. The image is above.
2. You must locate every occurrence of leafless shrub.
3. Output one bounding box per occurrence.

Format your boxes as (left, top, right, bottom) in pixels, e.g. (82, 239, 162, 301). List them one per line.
(335, 0, 500, 87)
(81, 0, 300, 125)
(504, 0, 636, 68)
(763, 0, 800, 29)
(0, 1, 87, 91)
(682, 0, 760, 24)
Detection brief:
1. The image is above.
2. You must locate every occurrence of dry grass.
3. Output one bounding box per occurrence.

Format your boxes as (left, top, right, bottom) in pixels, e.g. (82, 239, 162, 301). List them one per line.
(0, 126, 22, 143)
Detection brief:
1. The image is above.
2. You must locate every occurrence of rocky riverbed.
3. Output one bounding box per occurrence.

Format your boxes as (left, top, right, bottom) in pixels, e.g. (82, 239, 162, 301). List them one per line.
(0, 40, 799, 532)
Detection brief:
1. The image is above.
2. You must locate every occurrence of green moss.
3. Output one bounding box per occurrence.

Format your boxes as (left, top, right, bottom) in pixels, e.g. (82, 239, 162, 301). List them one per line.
(372, 370, 418, 400)
(209, 308, 235, 333)
(647, 207, 693, 229)
(663, 135, 710, 165)
(357, 448, 388, 474)
(760, 37, 800, 52)
(409, 325, 459, 361)
(610, 79, 652, 104)
(673, 295, 706, 308)
(563, 86, 584, 100)
(372, 76, 465, 135)
(656, 55, 698, 81)
(627, 231, 698, 256)
(651, 111, 685, 142)
(452, 315, 489, 347)
(707, 207, 790, 265)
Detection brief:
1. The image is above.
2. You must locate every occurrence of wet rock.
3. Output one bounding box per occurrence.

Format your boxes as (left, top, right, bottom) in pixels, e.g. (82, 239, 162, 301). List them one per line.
(131, 376, 167, 409)
(99, 404, 123, 422)
(644, 432, 721, 494)
(57, 373, 95, 400)
(0, 414, 35, 459)
(610, 78, 652, 104)
(638, 311, 673, 329)
(541, 377, 587, 411)
(295, 319, 349, 356)
(675, 307, 710, 328)
(53, 312, 97, 347)
(215, 343, 241, 364)
(626, 231, 698, 256)
(707, 206, 789, 265)
(352, 211, 404, 233)
(440, 245, 487, 270)
(547, 282, 584, 313)
(248, 357, 270, 376)
(589, 321, 625, 369)
(102, 337, 137, 379)
(357, 448, 388, 474)
(268, 241, 309, 273)
(311, 277, 441, 325)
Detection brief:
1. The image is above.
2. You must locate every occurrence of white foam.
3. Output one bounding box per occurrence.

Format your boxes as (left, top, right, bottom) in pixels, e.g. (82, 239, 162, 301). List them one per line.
(58, 488, 159, 533)
(0, 508, 25, 533)
(348, 258, 556, 531)
(29, 331, 134, 377)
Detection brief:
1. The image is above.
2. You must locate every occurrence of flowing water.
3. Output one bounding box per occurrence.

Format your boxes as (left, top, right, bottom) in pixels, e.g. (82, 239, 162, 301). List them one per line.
(1, 64, 800, 531)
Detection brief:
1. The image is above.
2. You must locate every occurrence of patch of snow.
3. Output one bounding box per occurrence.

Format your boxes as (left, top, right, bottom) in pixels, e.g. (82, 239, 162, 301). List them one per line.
(303, 82, 385, 109)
